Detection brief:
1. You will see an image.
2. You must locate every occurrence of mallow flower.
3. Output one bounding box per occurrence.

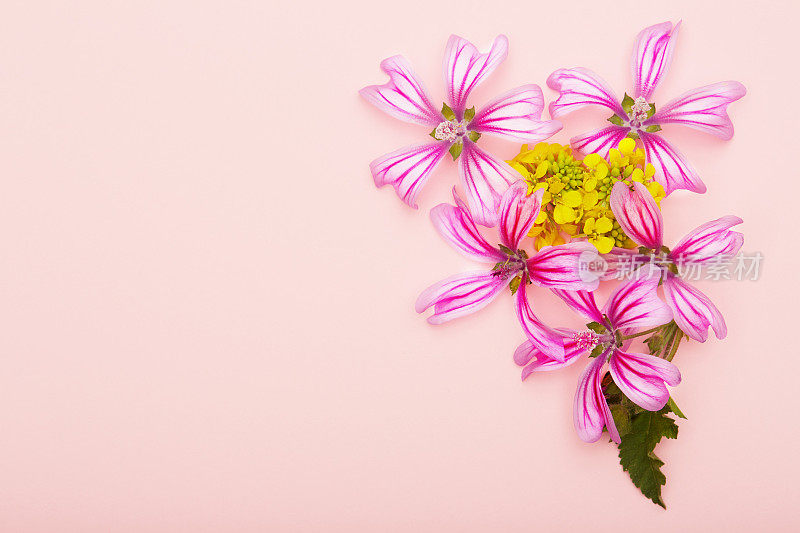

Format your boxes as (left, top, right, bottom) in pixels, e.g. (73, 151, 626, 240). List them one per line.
(514, 269, 678, 443)
(610, 181, 744, 342)
(547, 21, 745, 195)
(360, 35, 561, 226)
(415, 182, 598, 361)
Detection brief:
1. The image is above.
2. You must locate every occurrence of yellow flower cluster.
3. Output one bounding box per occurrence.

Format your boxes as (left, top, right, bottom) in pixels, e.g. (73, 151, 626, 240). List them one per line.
(507, 138, 665, 254)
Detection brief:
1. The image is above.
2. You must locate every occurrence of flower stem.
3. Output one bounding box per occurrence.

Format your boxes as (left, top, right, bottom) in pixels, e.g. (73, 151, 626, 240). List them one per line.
(619, 325, 663, 341)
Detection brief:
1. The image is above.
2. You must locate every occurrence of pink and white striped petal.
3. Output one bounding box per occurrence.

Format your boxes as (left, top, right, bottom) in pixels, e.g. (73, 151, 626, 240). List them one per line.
(515, 329, 585, 380)
(631, 21, 681, 100)
(610, 181, 664, 250)
(515, 283, 566, 362)
(443, 34, 508, 116)
(415, 270, 510, 325)
(640, 132, 706, 194)
(547, 68, 627, 119)
(670, 216, 744, 265)
(370, 142, 449, 208)
(499, 182, 543, 251)
(527, 241, 600, 291)
(603, 268, 673, 331)
(469, 85, 562, 143)
(608, 349, 681, 411)
(458, 143, 520, 227)
(662, 274, 727, 342)
(359, 56, 443, 126)
(574, 353, 620, 444)
(430, 203, 506, 264)
(571, 125, 631, 157)
(551, 289, 605, 325)
(646, 81, 746, 140)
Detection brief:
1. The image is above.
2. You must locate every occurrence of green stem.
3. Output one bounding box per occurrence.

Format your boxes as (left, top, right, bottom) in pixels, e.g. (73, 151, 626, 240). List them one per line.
(619, 325, 663, 341)
(665, 329, 683, 362)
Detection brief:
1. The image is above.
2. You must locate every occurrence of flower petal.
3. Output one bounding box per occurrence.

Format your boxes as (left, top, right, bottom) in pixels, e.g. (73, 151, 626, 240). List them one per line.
(662, 274, 727, 342)
(430, 203, 506, 263)
(603, 267, 673, 331)
(516, 329, 585, 379)
(571, 125, 631, 157)
(370, 142, 449, 208)
(646, 82, 746, 140)
(360, 55, 442, 126)
(631, 21, 681, 100)
(458, 142, 519, 227)
(608, 349, 681, 411)
(547, 68, 626, 119)
(574, 353, 620, 444)
(527, 241, 601, 291)
(515, 283, 566, 362)
(444, 34, 508, 116)
(640, 132, 705, 194)
(415, 271, 510, 325)
(469, 85, 562, 142)
(499, 182, 543, 250)
(551, 289, 604, 324)
(670, 216, 744, 264)
(610, 181, 664, 250)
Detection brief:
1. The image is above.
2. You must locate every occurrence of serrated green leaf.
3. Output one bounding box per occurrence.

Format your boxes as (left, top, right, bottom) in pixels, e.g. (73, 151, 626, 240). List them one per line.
(667, 397, 687, 419)
(463, 106, 476, 122)
(589, 344, 605, 358)
(449, 141, 463, 160)
(441, 103, 456, 122)
(645, 124, 662, 133)
(607, 114, 624, 126)
(621, 93, 635, 115)
(509, 275, 522, 295)
(610, 404, 632, 438)
(618, 408, 679, 508)
(467, 130, 481, 142)
(586, 321, 607, 334)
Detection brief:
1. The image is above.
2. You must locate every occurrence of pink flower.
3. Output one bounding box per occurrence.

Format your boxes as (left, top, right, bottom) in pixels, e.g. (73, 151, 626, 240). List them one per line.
(610, 181, 744, 341)
(416, 182, 598, 361)
(515, 270, 678, 443)
(547, 21, 746, 195)
(361, 35, 561, 226)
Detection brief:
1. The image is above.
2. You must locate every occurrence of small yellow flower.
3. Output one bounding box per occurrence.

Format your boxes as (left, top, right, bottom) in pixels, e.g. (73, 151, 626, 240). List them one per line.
(583, 216, 616, 254)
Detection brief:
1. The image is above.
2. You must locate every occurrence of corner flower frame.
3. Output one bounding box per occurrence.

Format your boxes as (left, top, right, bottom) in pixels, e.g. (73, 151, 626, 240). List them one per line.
(360, 23, 745, 508)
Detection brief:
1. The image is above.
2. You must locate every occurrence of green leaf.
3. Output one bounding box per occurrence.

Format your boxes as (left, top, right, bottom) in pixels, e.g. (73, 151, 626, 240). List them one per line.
(610, 404, 632, 438)
(626, 131, 640, 140)
(618, 408, 679, 508)
(645, 124, 662, 133)
(607, 114, 624, 126)
(646, 334, 664, 354)
(621, 93, 635, 115)
(667, 397, 687, 419)
(467, 130, 481, 142)
(441, 103, 456, 122)
(449, 141, 463, 160)
(509, 275, 522, 295)
(647, 102, 657, 118)
(429, 127, 439, 139)
(586, 321, 607, 334)
(497, 244, 515, 256)
(589, 344, 605, 358)
(463, 106, 476, 122)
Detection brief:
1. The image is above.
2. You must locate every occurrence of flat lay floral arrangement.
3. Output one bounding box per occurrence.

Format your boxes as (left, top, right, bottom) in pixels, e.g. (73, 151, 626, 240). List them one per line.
(360, 21, 745, 508)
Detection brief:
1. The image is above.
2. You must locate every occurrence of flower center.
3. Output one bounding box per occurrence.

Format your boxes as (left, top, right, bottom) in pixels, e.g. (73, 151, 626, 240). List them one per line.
(572, 330, 602, 351)
(433, 120, 467, 142)
(629, 96, 651, 127)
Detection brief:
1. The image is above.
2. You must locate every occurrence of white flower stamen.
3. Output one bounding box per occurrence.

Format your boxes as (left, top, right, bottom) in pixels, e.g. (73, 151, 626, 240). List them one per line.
(629, 96, 651, 126)
(434, 120, 467, 142)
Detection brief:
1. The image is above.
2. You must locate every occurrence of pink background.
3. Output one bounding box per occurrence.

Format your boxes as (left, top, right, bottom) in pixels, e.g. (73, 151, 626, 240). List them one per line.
(0, 0, 798, 530)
